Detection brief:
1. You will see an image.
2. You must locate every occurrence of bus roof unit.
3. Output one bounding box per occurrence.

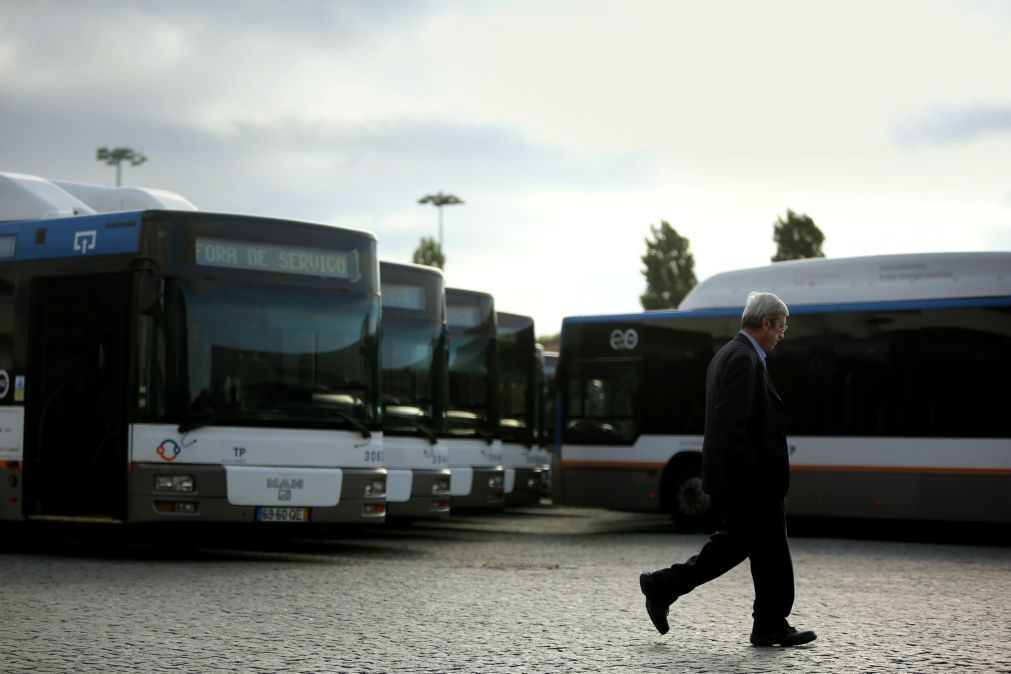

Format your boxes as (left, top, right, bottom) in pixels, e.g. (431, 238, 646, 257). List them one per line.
(52, 179, 197, 213)
(0, 172, 96, 222)
(679, 252, 1011, 310)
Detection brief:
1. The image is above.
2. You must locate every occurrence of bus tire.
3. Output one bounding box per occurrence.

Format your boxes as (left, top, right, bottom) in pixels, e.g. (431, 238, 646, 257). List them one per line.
(666, 465, 713, 532)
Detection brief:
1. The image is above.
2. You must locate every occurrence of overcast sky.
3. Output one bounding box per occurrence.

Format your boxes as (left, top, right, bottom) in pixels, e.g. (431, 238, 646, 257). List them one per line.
(3, 0, 1010, 335)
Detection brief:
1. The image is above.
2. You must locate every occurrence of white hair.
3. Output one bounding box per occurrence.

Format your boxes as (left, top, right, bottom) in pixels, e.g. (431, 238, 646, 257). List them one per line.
(742, 292, 789, 329)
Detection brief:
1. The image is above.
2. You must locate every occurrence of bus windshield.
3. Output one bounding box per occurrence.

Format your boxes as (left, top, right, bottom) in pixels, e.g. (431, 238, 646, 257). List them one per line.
(146, 278, 380, 431)
(447, 333, 496, 439)
(564, 357, 641, 444)
(497, 320, 534, 444)
(382, 317, 445, 437)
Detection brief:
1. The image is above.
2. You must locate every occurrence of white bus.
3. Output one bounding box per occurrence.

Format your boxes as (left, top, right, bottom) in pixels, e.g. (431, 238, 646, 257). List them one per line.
(0, 174, 387, 525)
(445, 288, 505, 507)
(380, 261, 452, 518)
(497, 312, 550, 505)
(557, 252, 1011, 528)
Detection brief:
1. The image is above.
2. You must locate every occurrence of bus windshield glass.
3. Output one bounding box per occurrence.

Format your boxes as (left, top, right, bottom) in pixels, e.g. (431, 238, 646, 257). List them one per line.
(447, 333, 496, 439)
(564, 357, 641, 444)
(497, 317, 535, 443)
(382, 317, 445, 436)
(151, 279, 379, 431)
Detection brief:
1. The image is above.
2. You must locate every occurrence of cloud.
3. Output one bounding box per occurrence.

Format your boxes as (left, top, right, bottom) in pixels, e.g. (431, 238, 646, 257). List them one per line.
(0, 91, 650, 236)
(4, 0, 1011, 336)
(896, 103, 1011, 147)
(1, 0, 437, 52)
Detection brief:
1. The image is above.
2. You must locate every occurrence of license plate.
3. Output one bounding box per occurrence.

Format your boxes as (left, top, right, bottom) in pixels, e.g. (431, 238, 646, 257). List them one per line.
(255, 507, 310, 523)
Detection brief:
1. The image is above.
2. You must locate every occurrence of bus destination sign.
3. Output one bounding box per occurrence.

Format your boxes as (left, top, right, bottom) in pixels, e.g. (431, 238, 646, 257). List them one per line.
(447, 304, 482, 327)
(196, 238, 352, 279)
(382, 284, 426, 310)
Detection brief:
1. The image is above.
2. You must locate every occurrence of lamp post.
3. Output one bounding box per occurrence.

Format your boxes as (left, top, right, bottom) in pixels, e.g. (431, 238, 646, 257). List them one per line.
(418, 192, 464, 251)
(96, 146, 147, 186)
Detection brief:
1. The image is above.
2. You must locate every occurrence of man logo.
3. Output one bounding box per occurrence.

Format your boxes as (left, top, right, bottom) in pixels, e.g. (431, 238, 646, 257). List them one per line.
(73, 230, 98, 254)
(610, 328, 639, 351)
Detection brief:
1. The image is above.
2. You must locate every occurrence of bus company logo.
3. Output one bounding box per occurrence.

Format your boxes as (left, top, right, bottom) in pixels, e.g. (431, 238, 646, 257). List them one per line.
(267, 477, 303, 502)
(266, 478, 304, 490)
(609, 328, 639, 351)
(156, 439, 182, 462)
(73, 230, 98, 254)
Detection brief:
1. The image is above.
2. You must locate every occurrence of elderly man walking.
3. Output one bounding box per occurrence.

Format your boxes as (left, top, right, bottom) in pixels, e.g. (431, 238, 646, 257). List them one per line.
(639, 291, 816, 647)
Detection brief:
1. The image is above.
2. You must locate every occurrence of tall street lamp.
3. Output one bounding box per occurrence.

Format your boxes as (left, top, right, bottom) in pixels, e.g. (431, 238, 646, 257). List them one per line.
(97, 146, 147, 186)
(418, 192, 464, 251)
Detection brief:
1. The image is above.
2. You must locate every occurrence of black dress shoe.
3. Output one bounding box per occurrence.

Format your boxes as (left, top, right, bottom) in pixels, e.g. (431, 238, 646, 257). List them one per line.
(749, 622, 817, 647)
(639, 572, 674, 635)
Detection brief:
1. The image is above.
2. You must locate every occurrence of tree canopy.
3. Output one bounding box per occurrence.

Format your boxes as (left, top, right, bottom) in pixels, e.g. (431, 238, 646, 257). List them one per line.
(771, 210, 825, 262)
(412, 236, 445, 270)
(640, 220, 697, 310)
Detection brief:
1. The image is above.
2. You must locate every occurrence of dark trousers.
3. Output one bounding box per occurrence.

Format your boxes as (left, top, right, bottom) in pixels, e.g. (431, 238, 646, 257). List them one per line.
(652, 496, 795, 629)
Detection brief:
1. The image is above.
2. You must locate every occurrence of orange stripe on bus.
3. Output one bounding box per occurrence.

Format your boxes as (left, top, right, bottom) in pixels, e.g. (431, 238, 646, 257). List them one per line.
(561, 459, 1011, 476)
(0, 460, 20, 469)
(561, 460, 666, 469)
(790, 464, 1011, 476)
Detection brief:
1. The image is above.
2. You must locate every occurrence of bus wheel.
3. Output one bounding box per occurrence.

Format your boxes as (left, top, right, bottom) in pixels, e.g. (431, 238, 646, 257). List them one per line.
(669, 469, 712, 531)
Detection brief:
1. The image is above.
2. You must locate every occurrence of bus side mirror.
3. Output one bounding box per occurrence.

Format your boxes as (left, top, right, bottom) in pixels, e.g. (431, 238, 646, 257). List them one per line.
(139, 276, 163, 316)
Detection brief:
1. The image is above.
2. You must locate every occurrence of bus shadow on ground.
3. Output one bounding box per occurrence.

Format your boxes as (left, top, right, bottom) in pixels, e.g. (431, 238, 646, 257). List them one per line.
(0, 521, 435, 563)
(787, 516, 1011, 548)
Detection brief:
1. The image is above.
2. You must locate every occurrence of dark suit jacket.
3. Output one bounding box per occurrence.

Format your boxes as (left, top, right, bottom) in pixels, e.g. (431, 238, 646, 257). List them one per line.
(701, 333, 789, 500)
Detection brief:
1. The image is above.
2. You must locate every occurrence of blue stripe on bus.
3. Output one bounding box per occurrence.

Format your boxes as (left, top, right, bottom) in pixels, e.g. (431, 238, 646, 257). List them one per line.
(0, 211, 144, 261)
(561, 295, 1011, 326)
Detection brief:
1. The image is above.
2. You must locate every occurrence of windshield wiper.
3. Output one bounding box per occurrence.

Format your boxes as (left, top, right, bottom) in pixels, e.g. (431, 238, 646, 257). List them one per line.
(308, 402, 372, 439)
(472, 425, 496, 444)
(177, 411, 271, 434)
(385, 415, 438, 444)
(178, 406, 373, 438)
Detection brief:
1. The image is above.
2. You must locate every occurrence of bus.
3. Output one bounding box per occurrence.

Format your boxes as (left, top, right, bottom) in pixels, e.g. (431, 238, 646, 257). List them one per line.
(557, 252, 1011, 528)
(380, 261, 452, 518)
(497, 312, 550, 505)
(0, 174, 387, 524)
(445, 288, 505, 507)
(539, 348, 560, 499)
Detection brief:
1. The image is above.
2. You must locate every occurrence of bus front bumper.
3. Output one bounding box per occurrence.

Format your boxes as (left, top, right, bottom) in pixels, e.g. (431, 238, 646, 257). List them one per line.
(450, 466, 506, 509)
(128, 464, 387, 524)
(504, 466, 550, 506)
(386, 468, 452, 519)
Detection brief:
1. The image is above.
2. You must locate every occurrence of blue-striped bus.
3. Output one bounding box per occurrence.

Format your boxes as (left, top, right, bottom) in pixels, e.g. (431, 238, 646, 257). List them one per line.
(557, 252, 1011, 528)
(0, 174, 387, 524)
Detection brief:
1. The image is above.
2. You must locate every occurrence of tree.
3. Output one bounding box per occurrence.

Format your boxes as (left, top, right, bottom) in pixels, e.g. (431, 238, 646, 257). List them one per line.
(412, 236, 445, 270)
(640, 221, 697, 310)
(537, 333, 560, 352)
(771, 210, 825, 262)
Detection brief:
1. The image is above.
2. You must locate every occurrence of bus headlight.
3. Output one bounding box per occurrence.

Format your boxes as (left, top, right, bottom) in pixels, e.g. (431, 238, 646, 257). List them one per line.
(488, 475, 504, 491)
(432, 477, 451, 495)
(363, 477, 386, 498)
(154, 475, 195, 493)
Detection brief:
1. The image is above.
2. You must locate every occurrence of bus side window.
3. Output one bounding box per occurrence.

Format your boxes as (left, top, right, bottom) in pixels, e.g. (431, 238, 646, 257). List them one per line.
(137, 292, 167, 419)
(0, 275, 14, 397)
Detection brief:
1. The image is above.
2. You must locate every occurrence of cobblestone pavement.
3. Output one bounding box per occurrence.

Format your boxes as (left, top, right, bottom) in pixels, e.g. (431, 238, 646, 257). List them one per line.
(4, 507, 1011, 673)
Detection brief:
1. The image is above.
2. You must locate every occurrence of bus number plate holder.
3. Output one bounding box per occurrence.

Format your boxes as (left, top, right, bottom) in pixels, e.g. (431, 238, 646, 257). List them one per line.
(255, 507, 310, 523)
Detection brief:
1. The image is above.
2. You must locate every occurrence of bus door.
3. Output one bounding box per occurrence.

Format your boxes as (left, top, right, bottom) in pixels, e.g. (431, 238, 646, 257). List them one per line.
(24, 273, 132, 519)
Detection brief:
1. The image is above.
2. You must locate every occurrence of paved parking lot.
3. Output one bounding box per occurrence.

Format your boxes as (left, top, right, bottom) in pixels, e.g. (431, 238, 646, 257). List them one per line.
(4, 507, 1011, 673)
